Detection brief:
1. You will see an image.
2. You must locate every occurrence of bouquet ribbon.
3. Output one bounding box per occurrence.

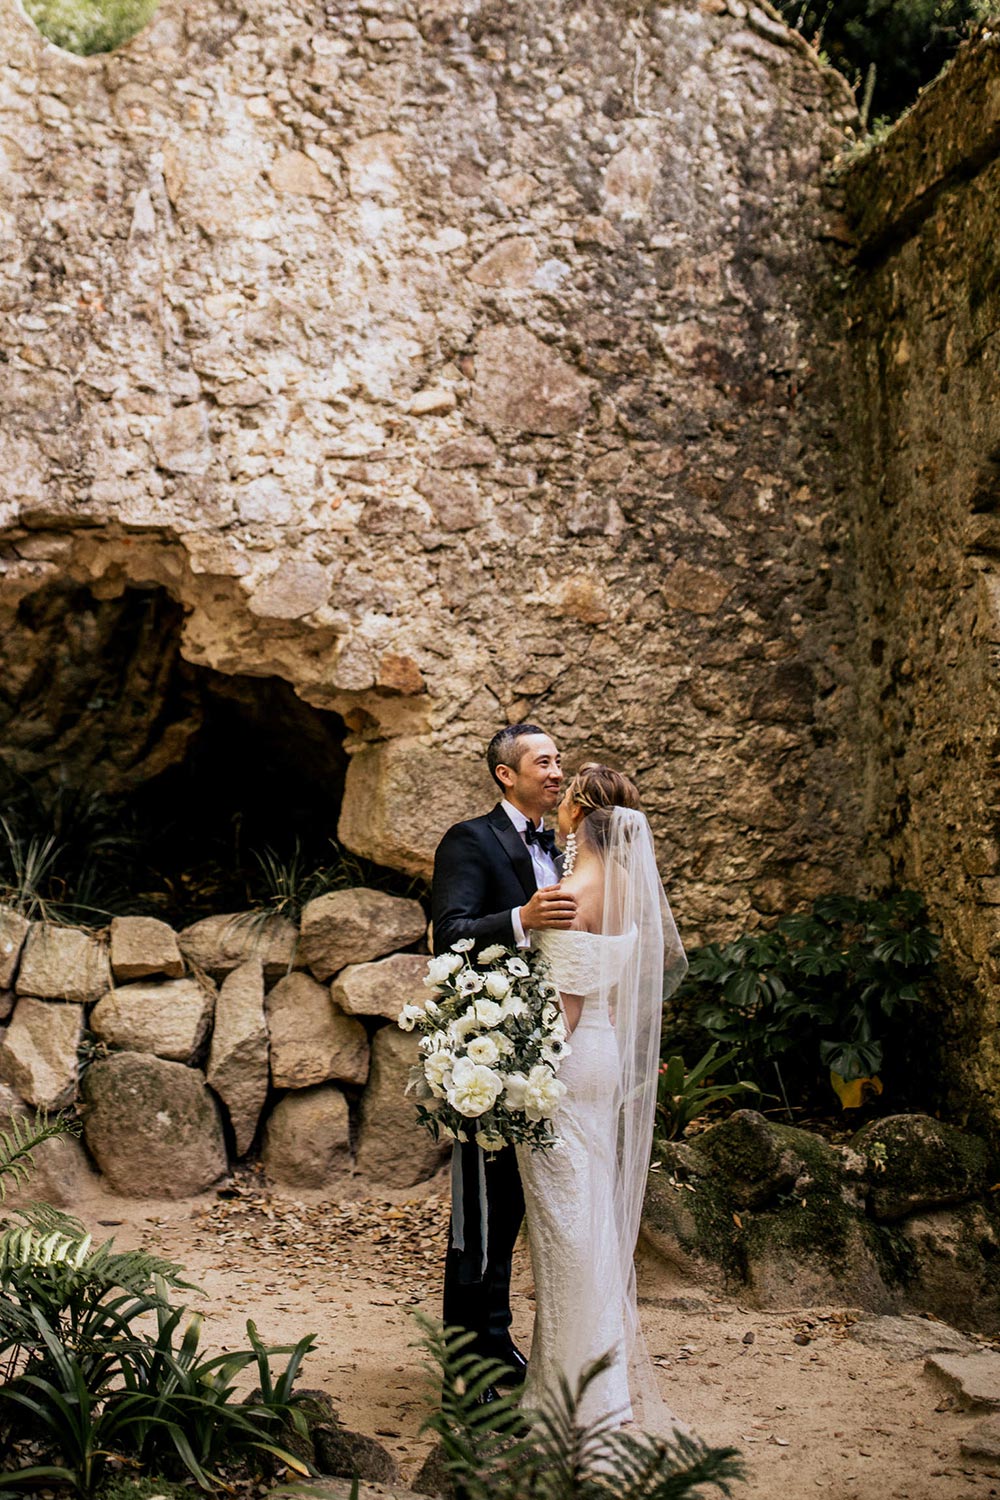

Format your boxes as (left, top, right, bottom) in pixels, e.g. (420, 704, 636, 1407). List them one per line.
(450, 1138, 489, 1280)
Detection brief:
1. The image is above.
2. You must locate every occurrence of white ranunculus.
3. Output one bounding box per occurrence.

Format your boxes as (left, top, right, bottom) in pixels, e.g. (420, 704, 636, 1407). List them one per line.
(424, 1049, 456, 1099)
(447, 1058, 504, 1118)
(522, 1063, 567, 1122)
(457, 969, 485, 996)
(398, 1004, 424, 1031)
(477, 944, 507, 964)
(466, 1035, 501, 1067)
(474, 998, 504, 1029)
(501, 1071, 529, 1110)
(451, 938, 475, 952)
(506, 956, 530, 977)
(484, 971, 512, 1000)
(424, 953, 463, 986)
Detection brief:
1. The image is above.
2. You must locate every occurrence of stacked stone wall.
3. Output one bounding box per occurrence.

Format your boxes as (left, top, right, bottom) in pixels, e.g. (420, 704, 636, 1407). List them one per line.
(838, 34, 1000, 1133)
(0, 0, 861, 943)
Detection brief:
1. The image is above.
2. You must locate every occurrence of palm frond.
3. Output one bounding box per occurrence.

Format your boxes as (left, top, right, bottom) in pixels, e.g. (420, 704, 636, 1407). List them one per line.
(0, 1111, 79, 1201)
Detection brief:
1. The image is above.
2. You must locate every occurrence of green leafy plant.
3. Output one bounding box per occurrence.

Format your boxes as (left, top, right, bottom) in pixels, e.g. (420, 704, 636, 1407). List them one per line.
(0, 1111, 80, 1203)
(410, 1314, 744, 1500)
(675, 891, 940, 1112)
(655, 1045, 759, 1141)
(18, 0, 160, 55)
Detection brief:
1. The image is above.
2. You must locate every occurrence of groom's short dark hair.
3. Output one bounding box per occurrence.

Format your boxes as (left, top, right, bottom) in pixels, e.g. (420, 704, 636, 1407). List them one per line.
(487, 723, 548, 789)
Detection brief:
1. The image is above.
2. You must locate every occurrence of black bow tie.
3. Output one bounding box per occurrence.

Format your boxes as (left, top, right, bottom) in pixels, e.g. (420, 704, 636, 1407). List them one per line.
(523, 822, 557, 856)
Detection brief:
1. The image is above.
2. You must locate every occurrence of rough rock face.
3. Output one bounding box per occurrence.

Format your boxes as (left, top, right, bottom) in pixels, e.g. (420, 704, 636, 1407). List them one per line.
(838, 36, 1000, 1135)
(177, 914, 298, 982)
(330, 952, 428, 1022)
(109, 916, 185, 981)
(261, 1085, 352, 1188)
(0, 998, 83, 1109)
(642, 1110, 1000, 1330)
(853, 1114, 990, 1221)
(299, 890, 426, 982)
(0, 1084, 94, 1208)
(0, 0, 861, 947)
(90, 977, 215, 1062)
(82, 1052, 228, 1197)
(15, 924, 109, 1004)
(355, 1026, 447, 1187)
(0, 908, 29, 990)
(265, 972, 369, 1087)
(206, 958, 269, 1154)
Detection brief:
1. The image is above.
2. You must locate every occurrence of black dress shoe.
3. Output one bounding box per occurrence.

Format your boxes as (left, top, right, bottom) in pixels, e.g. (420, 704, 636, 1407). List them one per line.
(487, 1343, 528, 1388)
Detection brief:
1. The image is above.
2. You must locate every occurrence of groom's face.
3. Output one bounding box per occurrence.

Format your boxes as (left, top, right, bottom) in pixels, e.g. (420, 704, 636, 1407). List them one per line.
(497, 733, 563, 816)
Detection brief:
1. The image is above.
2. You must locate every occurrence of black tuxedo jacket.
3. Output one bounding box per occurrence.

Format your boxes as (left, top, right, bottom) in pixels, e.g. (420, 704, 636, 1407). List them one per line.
(431, 803, 542, 956)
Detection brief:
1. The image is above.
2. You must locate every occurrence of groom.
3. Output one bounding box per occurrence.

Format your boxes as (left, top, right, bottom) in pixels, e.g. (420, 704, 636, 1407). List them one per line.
(431, 723, 577, 1384)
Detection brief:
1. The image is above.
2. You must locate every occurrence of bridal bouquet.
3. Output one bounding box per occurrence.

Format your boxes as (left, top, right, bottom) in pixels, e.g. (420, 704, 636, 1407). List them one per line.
(398, 939, 570, 1152)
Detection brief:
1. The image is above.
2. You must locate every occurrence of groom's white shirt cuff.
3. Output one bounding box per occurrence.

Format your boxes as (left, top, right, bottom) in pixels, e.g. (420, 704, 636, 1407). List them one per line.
(511, 905, 528, 948)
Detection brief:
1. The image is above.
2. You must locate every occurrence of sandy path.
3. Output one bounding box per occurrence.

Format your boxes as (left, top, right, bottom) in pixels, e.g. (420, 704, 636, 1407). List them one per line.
(72, 1170, 1000, 1500)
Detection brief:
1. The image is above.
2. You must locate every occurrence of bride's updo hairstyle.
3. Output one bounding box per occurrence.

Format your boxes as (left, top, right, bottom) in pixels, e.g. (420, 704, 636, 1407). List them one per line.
(567, 763, 641, 852)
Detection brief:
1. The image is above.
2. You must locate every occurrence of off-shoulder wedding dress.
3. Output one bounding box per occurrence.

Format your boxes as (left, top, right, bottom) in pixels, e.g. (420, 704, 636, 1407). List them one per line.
(514, 809, 690, 1438)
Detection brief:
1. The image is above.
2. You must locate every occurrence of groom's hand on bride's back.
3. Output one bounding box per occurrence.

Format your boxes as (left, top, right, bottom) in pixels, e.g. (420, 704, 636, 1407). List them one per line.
(520, 883, 577, 931)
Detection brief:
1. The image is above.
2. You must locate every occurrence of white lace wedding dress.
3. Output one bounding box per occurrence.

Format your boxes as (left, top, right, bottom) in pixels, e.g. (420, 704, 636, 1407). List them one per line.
(515, 923, 689, 1438)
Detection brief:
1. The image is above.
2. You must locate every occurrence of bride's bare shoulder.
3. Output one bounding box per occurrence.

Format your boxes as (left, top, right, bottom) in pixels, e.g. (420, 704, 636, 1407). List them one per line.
(561, 868, 604, 933)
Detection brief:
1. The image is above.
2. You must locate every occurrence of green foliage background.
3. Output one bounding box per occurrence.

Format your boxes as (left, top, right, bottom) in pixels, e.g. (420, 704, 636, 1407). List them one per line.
(19, 0, 159, 56)
(775, 0, 994, 121)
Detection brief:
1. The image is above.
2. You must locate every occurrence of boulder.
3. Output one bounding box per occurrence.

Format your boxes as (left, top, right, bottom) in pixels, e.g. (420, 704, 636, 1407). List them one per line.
(330, 953, 428, 1022)
(926, 1349, 1000, 1410)
(15, 923, 109, 1003)
(0, 1084, 95, 1207)
(961, 1414, 1000, 1461)
(899, 1202, 1000, 1333)
(109, 915, 185, 981)
(853, 1114, 990, 1220)
(206, 959, 268, 1155)
(0, 991, 15, 1022)
(89, 977, 215, 1064)
(0, 997, 83, 1109)
(298, 888, 426, 982)
(262, 1086, 352, 1189)
(82, 1052, 227, 1197)
(177, 912, 298, 982)
(0, 907, 30, 989)
(313, 1424, 399, 1485)
(266, 972, 369, 1088)
(849, 1313, 976, 1362)
(355, 1026, 447, 1187)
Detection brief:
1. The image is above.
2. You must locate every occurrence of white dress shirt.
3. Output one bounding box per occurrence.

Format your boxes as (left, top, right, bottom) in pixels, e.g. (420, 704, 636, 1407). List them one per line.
(501, 798, 560, 947)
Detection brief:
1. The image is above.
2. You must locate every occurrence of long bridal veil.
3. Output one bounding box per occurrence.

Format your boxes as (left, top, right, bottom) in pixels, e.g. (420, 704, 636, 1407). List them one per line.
(597, 804, 689, 1436)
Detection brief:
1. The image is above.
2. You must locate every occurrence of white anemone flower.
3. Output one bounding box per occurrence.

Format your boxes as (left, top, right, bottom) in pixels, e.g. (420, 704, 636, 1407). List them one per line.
(451, 938, 475, 952)
(398, 1004, 424, 1031)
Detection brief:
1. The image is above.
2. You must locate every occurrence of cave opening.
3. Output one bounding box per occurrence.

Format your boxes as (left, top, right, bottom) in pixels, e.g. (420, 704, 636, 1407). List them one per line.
(0, 581, 406, 927)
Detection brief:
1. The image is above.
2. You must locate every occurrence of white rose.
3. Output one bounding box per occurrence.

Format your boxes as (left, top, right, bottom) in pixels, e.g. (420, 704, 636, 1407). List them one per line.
(476, 1130, 506, 1152)
(448, 1013, 479, 1044)
(451, 938, 475, 952)
(424, 1050, 455, 1099)
(466, 1035, 501, 1067)
(398, 1004, 424, 1031)
(501, 1071, 529, 1110)
(484, 972, 512, 1000)
(447, 1058, 504, 1118)
(425, 953, 463, 986)
(522, 1063, 567, 1122)
(474, 998, 504, 1029)
(506, 957, 530, 978)
(457, 969, 485, 996)
(477, 944, 507, 964)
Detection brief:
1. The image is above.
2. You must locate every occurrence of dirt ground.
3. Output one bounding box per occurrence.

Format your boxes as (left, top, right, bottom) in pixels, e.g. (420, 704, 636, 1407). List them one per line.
(72, 1167, 1000, 1500)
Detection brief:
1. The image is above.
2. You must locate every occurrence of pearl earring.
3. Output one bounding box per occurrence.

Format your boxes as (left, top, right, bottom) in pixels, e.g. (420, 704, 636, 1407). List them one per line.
(562, 830, 578, 877)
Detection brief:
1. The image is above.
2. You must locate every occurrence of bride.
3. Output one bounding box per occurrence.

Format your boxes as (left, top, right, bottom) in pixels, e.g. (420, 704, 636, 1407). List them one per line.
(515, 763, 690, 1436)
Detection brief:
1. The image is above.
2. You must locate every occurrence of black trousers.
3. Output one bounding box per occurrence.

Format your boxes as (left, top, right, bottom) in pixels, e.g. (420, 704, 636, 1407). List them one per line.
(442, 1141, 525, 1356)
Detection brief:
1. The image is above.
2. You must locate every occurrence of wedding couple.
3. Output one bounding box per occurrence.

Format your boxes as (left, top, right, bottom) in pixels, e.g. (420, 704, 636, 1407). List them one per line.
(430, 723, 689, 1434)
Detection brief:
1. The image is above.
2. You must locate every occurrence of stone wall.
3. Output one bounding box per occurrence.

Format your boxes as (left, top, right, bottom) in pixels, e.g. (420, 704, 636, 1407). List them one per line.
(837, 34, 1000, 1133)
(0, 0, 861, 943)
(0, 895, 444, 1197)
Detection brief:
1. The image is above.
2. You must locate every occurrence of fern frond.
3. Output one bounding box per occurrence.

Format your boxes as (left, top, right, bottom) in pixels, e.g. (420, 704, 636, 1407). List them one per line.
(0, 1111, 78, 1201)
